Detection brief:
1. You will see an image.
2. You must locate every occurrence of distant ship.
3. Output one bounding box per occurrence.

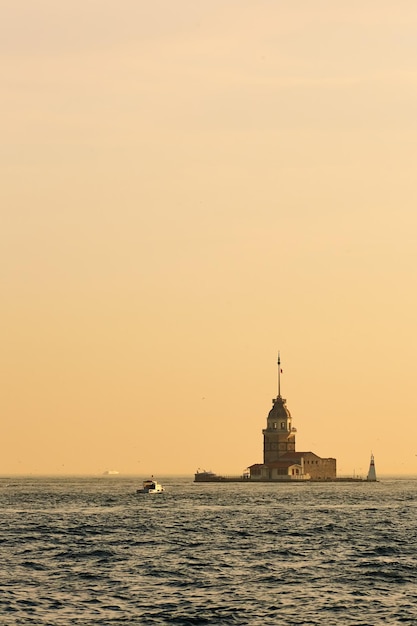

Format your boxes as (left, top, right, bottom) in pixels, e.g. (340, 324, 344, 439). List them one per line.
(194, 470, 219, 481)
(366, 454, 377, 481)
(194, 469, 249, 482)
(103, 470, 120, 475)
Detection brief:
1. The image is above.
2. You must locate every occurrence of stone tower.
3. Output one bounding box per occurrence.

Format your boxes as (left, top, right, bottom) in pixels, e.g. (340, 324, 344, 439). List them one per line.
(262, 353, 296, 463)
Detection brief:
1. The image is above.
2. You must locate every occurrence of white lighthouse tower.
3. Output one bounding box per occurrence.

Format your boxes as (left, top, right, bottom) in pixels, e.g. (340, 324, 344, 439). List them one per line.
(367, 453, 377, 481)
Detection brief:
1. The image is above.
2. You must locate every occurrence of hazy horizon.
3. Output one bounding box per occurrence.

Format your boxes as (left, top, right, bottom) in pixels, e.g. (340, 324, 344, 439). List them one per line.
(2, 1, 417, 477)
(1, 472, 417, 479)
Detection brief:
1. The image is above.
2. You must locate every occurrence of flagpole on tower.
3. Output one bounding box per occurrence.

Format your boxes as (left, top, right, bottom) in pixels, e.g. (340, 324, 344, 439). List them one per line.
(277, 351, 281, 397)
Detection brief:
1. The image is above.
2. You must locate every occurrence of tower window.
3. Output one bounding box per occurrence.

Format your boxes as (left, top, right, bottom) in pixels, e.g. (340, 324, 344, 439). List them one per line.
(273, 422, 277, 429)
(280, 422, 285, 429)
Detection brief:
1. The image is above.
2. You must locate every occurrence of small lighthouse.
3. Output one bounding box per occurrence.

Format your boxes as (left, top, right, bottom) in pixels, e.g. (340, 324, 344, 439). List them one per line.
(367, 453, 377, 481)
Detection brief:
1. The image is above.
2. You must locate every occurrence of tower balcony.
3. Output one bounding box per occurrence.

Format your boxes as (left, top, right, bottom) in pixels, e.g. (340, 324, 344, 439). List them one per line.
(263, 426, 297, 434)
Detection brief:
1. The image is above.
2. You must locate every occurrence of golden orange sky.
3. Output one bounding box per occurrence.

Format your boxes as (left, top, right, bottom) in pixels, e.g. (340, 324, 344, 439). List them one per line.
(2, 1, 417, 476)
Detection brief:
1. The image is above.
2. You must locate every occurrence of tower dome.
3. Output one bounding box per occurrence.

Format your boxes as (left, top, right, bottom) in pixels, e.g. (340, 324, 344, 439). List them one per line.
(268, 395, 291, 420)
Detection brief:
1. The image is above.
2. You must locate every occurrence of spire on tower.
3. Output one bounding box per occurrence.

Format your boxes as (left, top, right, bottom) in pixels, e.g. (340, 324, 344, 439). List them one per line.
(277, 351, 281, 397)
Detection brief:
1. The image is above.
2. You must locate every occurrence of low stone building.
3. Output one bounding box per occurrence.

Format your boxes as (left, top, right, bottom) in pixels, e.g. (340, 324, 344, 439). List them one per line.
(249, 358, 336, 481)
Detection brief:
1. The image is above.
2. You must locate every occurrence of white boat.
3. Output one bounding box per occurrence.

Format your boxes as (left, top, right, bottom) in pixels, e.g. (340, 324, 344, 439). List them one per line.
(136, 478, 165, 494)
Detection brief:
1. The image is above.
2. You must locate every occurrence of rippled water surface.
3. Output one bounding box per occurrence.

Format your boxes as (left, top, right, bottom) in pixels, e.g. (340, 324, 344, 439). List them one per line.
(1, 476, 417, 625)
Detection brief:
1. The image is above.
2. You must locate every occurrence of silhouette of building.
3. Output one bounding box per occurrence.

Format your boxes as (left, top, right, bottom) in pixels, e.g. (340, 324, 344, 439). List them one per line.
(249, 355, 336, 481)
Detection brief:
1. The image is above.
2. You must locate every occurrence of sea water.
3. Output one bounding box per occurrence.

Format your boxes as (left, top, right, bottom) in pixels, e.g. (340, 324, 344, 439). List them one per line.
(0, 476, 416, 625)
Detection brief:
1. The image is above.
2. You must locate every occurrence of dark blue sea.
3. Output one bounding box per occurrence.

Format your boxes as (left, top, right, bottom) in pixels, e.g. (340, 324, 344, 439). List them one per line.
(1, 476, 416, 625)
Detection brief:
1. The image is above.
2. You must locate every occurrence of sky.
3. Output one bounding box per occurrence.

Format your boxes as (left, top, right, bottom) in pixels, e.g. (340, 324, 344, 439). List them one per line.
(2, 1, 417, 476)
